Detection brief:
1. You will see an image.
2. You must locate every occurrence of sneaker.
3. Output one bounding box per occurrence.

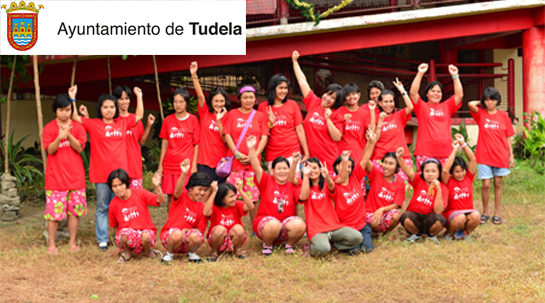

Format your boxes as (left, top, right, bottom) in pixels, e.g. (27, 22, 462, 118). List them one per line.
(454, 230, 465, 240)
(285, 244, 295, 255)
(428, 235, 440, 245)
(262, 245, 273, 256)
(98, 242, 108, 251)
(161, 254, 172, 265)
(187, 252, 202, 263)
(444, 234, 454, 242)
(464, 235, 474, 243)
(405, 234, 422, 243)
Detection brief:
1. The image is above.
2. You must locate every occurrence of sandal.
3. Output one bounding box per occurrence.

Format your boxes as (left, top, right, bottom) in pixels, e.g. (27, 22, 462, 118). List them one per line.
(235, 254, 248, 259)
(262, 245, 273, 256)
(47, 248, 58, 255)
(207, 255, 218, 262)
(480, 215, 490, 225)
(150, 249, 163, 259)
(117, 253, 132, 264)
(492, 216, 503, 225)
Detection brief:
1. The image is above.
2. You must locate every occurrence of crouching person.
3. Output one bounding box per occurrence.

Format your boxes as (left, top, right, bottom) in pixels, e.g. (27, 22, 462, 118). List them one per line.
(108, 169, 165, 264)
(160, 159, 210, 264)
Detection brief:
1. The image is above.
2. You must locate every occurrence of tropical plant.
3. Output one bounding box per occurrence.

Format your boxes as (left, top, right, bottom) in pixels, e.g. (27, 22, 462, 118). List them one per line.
(522, 110, 545, 171)
(0, 131, 43, 187)
(451, 120, 476, 152)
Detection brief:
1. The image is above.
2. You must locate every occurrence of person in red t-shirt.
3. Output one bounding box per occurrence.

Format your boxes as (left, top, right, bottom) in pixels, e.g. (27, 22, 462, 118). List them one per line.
(43, 93, 87, 254)
(469, 87, 515, 226)
(71, 85, 143, 251)
(292, 50, 344, 174)
(190, 62, 230, 183)
(397, 147, 448, 244)
(258, 74, 309, 172)
(203, 180, 253, 261)
(361, 129, 405, 235)
(160, 159, 212, 264)
(247, 135, 306, 256)
(107, 169, 164, 264)
(223, 86, 269, 223)
(157, 88, 201, 212)
(441, 134, 480, 242)
(409, 63, 464, 173)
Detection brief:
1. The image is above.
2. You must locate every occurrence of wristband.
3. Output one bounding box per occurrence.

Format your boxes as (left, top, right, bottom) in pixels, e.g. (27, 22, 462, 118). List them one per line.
(267, 121, 274, 128)
(461, 143, 467, 148)
(192, 75, 198, 80)
(71, 98, 76, 102)
(401, 91, 407, 96)
(249, 154, 257, 158)
(452, 75, 459, 80)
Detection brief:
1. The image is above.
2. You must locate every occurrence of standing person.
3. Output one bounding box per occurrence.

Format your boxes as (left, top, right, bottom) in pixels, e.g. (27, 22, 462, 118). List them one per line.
(258, 74, 310, 172)
(397, 148, 449, 244)
(190, 62, 230, 182)
(71, 85, 144, 251)
(107, 169, 165, 263)
(442, 135, 480, 242)
(409, 63, 464, 173)
(160, 159, 211, 264)
(222, 85, 268, 223)
(247, 136, 306, 255)
(367, 80, 385, 105)
(203, 180, 253, 261)
(292, 50, 344, 174)
(43, 93, 87, 253)
(468, 87, 515, 225)
(157, 88, 200, 211)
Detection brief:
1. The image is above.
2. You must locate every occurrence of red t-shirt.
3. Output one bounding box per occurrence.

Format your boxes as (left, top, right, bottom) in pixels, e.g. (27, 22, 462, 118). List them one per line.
(302, 90, 339, 173)
(407, 175, 449, 215)
(332, 106, 369, 164)
(159, 114, 200, 175)
(373, 110, 411, 160)
(207, 201, 248, 238)
(330, 165, 367, 231)
(471, 109, 514, 168)
(412, 96, 461, 158)
(161, 190, 207, 233)
(119, 114, 144, 179)
(297, 183, 343, 241)
(109, 188, 159, 232)
(79, 116, 136, 183)
(445, 171, 474, 211)
(223, 109, 269, 172)
(365, 166, 405, 213)
(197, 102, 228, 168)
(257, 100, 303, 161)
(253, 172, 299, 233)
(43, 120, 87, 191)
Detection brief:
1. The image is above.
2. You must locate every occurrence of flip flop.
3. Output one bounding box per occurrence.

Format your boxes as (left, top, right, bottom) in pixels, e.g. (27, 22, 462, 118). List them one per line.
(117, 253, 132, 264)
(71, 246, 80, 252)
(480, 215, 490, 225)
(235, 254, 248, 259)
(207, 255, 218, 262)
(47, 248, 58, 255)
(150, 249, 163, 259)
(492, 216, 503, 225)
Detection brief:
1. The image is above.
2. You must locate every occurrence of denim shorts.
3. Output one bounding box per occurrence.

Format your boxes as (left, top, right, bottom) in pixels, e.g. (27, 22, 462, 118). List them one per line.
(477, 164, 510, 179)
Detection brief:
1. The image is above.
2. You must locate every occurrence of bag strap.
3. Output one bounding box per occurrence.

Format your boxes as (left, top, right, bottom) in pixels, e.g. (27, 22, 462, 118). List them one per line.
(234, 110, 256, 150)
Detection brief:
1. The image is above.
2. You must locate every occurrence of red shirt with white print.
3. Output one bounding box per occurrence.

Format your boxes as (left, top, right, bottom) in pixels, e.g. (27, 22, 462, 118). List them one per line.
(159, 113, 200, 175)
(109, 188, 159, 232)
(258, 100, 303, 161)
(332, 106, 369, 164)
(302, 90, 339, 173)
(207, 201, 248, 238)
(119, 114, 144, 179)
(407, 175, 449, 215)
(412, 96, 461, 158)
(330, 165, 367, 231)
(222, 109, 269, 172)
(373, 109, 411, 160)
(43, 120, 87, 191)
(253, 172, 299, 233)
(79, 115, 136, 183)
(365, 166, 406, 213)
(197, 102, 228, 168)
(161, 190, 207, 233)
(471, 109, 514, 168)
(445, 170, 474, 211)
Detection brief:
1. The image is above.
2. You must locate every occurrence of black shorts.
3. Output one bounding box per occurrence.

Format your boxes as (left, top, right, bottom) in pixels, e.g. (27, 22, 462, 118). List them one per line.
(400, 211, 446, 235)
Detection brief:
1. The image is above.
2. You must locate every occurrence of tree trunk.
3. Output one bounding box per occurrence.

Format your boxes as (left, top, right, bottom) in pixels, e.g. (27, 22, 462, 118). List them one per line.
(152, 55, 164, 120)
(107, 55, 112, 94)
(33, 55, 47, 170)
(4, 55, 17, 173)
(71, 55, 78, 87)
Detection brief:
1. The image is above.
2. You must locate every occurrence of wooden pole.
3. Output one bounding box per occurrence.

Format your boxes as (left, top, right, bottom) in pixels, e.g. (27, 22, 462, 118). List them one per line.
(152, 55, 165, 120)
(4, 55, 16, 173)
(107, 55, 112, 94)
(70, 55, 78, 87)
(33, 55, 47, 170)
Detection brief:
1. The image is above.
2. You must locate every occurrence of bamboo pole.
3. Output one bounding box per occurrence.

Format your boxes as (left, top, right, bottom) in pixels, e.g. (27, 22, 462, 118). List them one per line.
(4, 55, 16, 173)
(152, 55, 164, 120)
(70, 55, 78, 87)
(33, 55, 47, 170)
(107, 55, 112, 94)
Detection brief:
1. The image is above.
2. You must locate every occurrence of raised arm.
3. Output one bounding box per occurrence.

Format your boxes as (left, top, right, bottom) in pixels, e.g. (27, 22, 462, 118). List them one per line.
(133, 87, 144, 123)
(326, 108, 342, 142)
(152, 173, 165, 204)
(321, 161, 335, 192)
(288, 152, 302, 186)
(456, 134, 476, 174)
(247, 135, 263, 184)
(173, 159, 191, 200)
(431, 180, 445, 214)
(468, 100, 480, 114)
(393, 78, 413, 115)
(298, 163, 312, 201)
(295, 124, 310, 162)
(396, 147, 415, 182)
(203, 181, 218, 217)
(375, 112, 387, 142)
(190, 61, 206, 109)
(68, 85, 82, 124)
(449, 65, 464, 106)
(368, 101, 376, 129)
(337, 151, 351, 185)
(237, 179, 254, 212)
(292, 51, 311, 98)
(215, 107, 227, 142)
(361, 128, 377, 173)
(140, 114, 155, 145)
(409, 63, 428, 104)
(442, 141, 460, 184)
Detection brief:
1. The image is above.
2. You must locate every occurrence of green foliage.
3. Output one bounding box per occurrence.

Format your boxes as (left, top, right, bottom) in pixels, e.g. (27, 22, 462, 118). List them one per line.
(144, 142, 162, 173)
(522, 111, 545, 173)
(1, 55, 33, 103)
(284, 0, 354, 25)
(451, 120, 476, 152)
(0, 131, 43, 187)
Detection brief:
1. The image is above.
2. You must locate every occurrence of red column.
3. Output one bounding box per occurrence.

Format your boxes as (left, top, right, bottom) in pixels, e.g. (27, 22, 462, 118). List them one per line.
(428, 59, 436, 82)
(508, 59, 515, 119)
(522, 26, 545, 128)
(439, 41, 457, 74)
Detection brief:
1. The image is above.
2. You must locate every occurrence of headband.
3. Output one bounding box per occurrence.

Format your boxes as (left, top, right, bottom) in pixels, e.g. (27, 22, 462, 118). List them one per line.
(423, 158, 441, 166)
(239, 86, 256, 95)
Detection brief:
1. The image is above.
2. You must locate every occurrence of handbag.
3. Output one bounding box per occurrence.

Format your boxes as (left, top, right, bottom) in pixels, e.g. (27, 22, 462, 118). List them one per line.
(216, 110, 256, 178)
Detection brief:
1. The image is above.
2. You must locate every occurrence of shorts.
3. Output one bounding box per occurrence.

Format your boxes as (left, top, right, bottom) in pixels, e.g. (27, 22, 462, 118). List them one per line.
(372, 158, 413, 190)
(443, 209, 480, 229)
(115, 228, 156, 255)
(44, 188, 86, 221)
(161, 173, 189, 195)
(227, 170, 260, 202)
(400, 211, 446, 235)
(415, 156, 448, 174)
(161, 228, 204, 253)
(207, 225, 248, 253)
(266, 156, 301, 174)
(198, 164, 227, 183)
(365, 209, 401, 232)
(477, 164, 510, 179)
(129, 178, 143, 189)
(255, 216, 300, 244)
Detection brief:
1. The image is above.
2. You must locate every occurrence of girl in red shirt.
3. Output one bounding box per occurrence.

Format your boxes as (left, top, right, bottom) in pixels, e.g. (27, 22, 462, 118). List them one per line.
(441, 134, 480, 242)
(292, 50, 344, 174)
(409, 63, 464, 173)
(258, 74, 310, 172)
(203, 180, 253, 261)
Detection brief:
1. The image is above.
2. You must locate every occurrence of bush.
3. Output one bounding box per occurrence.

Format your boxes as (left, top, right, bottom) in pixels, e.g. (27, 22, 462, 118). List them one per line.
(521, 110, 545, 173)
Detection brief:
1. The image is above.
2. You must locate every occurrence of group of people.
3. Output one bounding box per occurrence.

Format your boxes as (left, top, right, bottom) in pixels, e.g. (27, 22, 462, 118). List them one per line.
(42, 51, 515, 263)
